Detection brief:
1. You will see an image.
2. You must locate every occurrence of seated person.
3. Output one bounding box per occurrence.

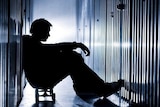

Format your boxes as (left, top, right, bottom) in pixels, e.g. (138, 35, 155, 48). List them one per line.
(22, 18, 124, 98)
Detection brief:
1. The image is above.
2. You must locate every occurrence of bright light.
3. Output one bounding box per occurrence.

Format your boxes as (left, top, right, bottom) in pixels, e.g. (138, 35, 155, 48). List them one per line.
(113, 42, 130, 48)
(44, 19, 77, 44)
(113, 42, 120, 47)
(122, 42, 130, 48)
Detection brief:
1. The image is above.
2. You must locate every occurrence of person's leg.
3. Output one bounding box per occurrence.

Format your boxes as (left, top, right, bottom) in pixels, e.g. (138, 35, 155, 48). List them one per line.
(65, 51, 124, 97)
(39, 53, 71, 87)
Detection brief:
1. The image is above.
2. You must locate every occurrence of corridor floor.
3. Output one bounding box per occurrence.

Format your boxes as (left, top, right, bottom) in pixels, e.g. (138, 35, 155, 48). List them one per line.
(18, 76, 129, 107)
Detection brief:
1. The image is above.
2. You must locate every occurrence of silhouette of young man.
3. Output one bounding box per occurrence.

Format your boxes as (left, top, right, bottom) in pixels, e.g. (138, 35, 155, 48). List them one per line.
(23, 18, 124, 98)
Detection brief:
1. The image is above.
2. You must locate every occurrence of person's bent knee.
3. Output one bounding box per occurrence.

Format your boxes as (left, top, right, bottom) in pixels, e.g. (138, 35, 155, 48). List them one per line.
(71, 51, 84, 62)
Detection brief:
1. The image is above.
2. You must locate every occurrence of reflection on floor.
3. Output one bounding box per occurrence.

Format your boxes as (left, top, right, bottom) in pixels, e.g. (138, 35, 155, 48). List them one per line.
(18, 76, 129, 107)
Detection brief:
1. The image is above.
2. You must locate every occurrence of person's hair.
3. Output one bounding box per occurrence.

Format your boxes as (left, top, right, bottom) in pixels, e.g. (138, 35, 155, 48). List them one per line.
(30, 18, 52, 34)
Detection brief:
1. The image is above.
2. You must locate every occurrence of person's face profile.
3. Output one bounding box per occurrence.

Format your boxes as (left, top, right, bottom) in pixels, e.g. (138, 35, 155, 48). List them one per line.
(33, 25, 50, 41)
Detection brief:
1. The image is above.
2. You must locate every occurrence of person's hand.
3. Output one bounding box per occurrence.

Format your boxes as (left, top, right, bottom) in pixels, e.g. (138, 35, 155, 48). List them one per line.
(77, 43, 90, 56)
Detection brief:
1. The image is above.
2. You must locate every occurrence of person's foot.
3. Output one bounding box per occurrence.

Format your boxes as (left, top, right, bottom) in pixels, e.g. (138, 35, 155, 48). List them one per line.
(101, 79, 124, 97)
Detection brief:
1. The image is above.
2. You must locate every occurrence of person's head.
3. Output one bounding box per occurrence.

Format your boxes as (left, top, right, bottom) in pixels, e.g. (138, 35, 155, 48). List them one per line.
(30, 18, 52, 41)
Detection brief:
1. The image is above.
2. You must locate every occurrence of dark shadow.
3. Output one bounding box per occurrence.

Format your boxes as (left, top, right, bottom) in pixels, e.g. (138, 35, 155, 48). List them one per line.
(129, 102, 149, 107)
(94, 98, 118, 107)
(73, 94, 120, 107)
(32, 101, 56, 107)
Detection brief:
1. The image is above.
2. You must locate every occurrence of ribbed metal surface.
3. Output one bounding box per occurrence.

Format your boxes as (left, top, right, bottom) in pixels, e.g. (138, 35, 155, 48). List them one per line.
(120, 0, 159, 106)
(0, 1, 9, 107)
(77, 0, 159, 106)
(0, 0, 23, 107)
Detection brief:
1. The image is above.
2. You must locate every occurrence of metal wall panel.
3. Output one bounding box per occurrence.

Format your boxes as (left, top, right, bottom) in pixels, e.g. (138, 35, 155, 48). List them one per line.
(0, 1, 9, 107)
(77, 0, 159, 106)
(120, 0, 159, 106)
(0, 0, 24, 107)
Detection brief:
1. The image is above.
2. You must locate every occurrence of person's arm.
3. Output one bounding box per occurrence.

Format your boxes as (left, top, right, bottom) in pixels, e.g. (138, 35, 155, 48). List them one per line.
(60, 42, 90, 56)
(45, 42, 90, 56)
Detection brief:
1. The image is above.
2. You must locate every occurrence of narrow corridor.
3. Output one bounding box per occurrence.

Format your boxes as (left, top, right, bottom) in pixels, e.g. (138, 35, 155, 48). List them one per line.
(0, 0, 159, 107)
(18, 76, 129, 107)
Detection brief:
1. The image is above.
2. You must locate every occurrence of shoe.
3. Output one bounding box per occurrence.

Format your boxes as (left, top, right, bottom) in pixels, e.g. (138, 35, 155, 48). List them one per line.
(101, 79, 124, 97)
